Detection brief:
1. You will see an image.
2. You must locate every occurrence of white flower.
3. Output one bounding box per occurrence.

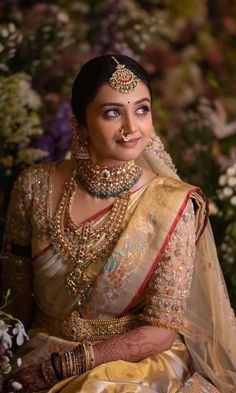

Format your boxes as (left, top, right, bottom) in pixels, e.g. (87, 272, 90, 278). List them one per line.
(221, 243, 228, 251)
(222, 187, 233, 197)
(1, 28, 9, 38)
(12, 381, 23, 390)
(227, 176, 236, 187)
(209, 201, 219, 215)
(217, 190, 224, 200)
(16, 357, 22, 367)
(18, 80, 41, 110)
(218, 174, 227, 186)
(226, 166, 236, 177)
(12, 321, 29, 346)
(0, 320, 12, 348)
(8, 23, 16, 33)
(27, 91, 41, 110)
(57, 11, 69, 23)
(230, 196, 236, 206)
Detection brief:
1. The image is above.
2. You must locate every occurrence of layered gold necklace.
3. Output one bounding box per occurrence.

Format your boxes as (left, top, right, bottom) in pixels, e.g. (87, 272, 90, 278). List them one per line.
(48, 174, 131, 304)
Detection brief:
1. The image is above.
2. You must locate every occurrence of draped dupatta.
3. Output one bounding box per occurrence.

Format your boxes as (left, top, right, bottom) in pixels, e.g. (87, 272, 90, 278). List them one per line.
(136, 137, 236, 393)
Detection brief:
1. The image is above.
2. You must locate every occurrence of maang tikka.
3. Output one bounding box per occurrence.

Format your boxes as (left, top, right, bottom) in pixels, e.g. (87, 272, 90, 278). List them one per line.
(109, 56, 140, 93)
(71, 116, 90, 160)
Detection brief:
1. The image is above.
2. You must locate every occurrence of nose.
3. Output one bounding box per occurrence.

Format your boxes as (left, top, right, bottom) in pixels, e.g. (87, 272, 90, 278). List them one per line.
(123, 112, 137, 134)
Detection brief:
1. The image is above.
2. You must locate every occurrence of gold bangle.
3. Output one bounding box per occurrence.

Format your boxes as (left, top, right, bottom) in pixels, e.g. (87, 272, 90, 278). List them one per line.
(88, 342, 95, 369)
(59, 342, 94, 379)
(61, 352, 68, 379)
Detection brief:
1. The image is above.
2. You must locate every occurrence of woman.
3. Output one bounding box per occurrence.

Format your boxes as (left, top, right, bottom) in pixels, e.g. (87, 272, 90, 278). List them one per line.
(1, 55, 236, 393)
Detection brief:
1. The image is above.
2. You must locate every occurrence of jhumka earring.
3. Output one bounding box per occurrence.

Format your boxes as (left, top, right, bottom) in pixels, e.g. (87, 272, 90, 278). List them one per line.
(119, 127, 131, 142)
(109, 56, 140, 93)
(71, 116, 90, 160)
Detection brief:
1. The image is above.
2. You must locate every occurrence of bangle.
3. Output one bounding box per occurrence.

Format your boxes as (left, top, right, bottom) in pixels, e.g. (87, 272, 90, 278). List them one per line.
(87, 341, 95, 369)
(83, 341, 95, 370)
(60, 342, 95, 378)
(51, 352, 63, 381)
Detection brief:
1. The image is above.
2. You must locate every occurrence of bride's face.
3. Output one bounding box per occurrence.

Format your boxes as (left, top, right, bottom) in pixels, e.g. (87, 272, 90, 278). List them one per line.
(85, 81, 153, 165)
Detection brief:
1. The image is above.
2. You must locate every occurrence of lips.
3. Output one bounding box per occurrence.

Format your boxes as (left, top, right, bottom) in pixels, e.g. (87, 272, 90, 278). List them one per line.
(117, 137, 141, 144)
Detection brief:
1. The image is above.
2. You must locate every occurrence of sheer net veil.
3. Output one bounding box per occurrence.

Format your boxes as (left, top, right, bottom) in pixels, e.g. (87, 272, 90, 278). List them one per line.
(136, 133, 236, 393)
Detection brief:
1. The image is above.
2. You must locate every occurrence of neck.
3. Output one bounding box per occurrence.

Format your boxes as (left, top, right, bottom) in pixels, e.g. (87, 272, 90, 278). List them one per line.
(88, 155, 128, 168)
(75, 158, 143, 199)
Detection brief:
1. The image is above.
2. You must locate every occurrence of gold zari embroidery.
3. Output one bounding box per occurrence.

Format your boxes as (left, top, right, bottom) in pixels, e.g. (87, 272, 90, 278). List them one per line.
(139, 200, 196, 331)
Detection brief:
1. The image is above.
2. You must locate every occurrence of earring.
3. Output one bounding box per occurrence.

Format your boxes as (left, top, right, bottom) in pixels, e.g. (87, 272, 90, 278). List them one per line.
(119, 127, 131, 142)
(71, 116, 90, 160)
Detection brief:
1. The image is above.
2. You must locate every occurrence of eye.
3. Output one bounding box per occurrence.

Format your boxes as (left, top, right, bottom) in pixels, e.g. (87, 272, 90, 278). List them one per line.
(136, 105, 151, 115)
(104, 108, 121, 118)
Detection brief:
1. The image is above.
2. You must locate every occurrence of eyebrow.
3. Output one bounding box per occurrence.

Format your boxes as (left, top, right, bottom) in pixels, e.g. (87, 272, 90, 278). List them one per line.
(98, 97, 151, 109)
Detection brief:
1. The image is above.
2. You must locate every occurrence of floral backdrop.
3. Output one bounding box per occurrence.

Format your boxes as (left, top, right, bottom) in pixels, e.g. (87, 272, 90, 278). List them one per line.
(0, 0, 236, 307)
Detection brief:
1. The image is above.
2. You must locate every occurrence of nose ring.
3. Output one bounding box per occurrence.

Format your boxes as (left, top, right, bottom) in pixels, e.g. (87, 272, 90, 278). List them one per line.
(119, 127, 131, 142)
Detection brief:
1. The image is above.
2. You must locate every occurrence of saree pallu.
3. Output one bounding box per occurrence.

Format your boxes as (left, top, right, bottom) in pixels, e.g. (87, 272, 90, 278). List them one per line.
(15, 176, 221, 392)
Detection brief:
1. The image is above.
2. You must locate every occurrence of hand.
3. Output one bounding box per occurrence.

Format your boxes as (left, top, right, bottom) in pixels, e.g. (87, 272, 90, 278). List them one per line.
(3, 364, 51, 393)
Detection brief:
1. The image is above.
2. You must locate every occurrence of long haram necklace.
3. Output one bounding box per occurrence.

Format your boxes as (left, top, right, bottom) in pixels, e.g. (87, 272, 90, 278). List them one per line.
(48, 175, 131, 304)
(76, 158, 143, 198)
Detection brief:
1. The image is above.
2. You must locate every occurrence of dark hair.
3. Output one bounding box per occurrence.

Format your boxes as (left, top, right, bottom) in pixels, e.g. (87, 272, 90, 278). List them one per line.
(71, 54, 152, 126)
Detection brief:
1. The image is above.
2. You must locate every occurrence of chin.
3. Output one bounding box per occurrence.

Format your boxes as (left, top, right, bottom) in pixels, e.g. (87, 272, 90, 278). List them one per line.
(113, 152, 141, 163)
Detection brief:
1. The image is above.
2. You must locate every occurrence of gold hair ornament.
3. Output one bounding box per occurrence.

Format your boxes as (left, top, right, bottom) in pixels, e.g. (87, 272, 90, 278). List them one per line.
(110, 56, 140, 93)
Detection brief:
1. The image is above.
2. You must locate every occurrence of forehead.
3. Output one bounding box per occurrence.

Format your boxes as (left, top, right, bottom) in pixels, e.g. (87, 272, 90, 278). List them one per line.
(91, 81, 151, 105)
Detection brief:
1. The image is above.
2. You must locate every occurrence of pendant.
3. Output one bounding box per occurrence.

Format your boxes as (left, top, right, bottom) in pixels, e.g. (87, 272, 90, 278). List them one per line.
(66, 265, 92, 303)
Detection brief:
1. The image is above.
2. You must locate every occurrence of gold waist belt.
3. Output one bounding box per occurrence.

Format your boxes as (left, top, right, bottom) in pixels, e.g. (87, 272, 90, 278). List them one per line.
(36, 310, 139, 343)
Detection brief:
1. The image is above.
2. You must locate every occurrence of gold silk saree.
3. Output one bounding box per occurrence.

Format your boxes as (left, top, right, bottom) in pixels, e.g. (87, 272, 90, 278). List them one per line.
(1, 161, 235, 392)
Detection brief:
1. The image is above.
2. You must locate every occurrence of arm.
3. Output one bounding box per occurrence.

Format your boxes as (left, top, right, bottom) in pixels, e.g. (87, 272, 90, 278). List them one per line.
(94, 325, 175, 365)
(1, 169, 33, 327)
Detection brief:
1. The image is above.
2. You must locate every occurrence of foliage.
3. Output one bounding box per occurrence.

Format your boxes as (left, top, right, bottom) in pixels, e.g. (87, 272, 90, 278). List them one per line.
(213, 164, 236, 303)
(0, 72, 47, 242)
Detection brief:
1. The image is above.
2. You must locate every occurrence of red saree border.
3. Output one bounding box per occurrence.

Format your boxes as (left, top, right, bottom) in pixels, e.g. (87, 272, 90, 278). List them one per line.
(120, 187, 203, 317)
(32, 244, 52, 261)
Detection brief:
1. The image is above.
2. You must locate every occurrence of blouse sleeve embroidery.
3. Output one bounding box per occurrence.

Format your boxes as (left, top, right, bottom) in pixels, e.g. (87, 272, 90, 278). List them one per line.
(1, 168, 34, 295)
(3, 168, 33, 251)
(140, 199, 196, 331)
(2, 162, 54, 251)
(1, 163, 54, 296)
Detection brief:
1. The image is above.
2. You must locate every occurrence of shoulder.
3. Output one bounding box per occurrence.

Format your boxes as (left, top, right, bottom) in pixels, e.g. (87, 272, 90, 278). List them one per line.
(147, 176, 209, 240)
(13, 162, 57, 192)
(150, 176, 207, 201)
(17, 161, 56, 180)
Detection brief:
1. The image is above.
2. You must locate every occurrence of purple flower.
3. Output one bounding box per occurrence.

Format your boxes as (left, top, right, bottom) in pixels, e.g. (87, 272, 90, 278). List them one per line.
(36, 101, 72, 162)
